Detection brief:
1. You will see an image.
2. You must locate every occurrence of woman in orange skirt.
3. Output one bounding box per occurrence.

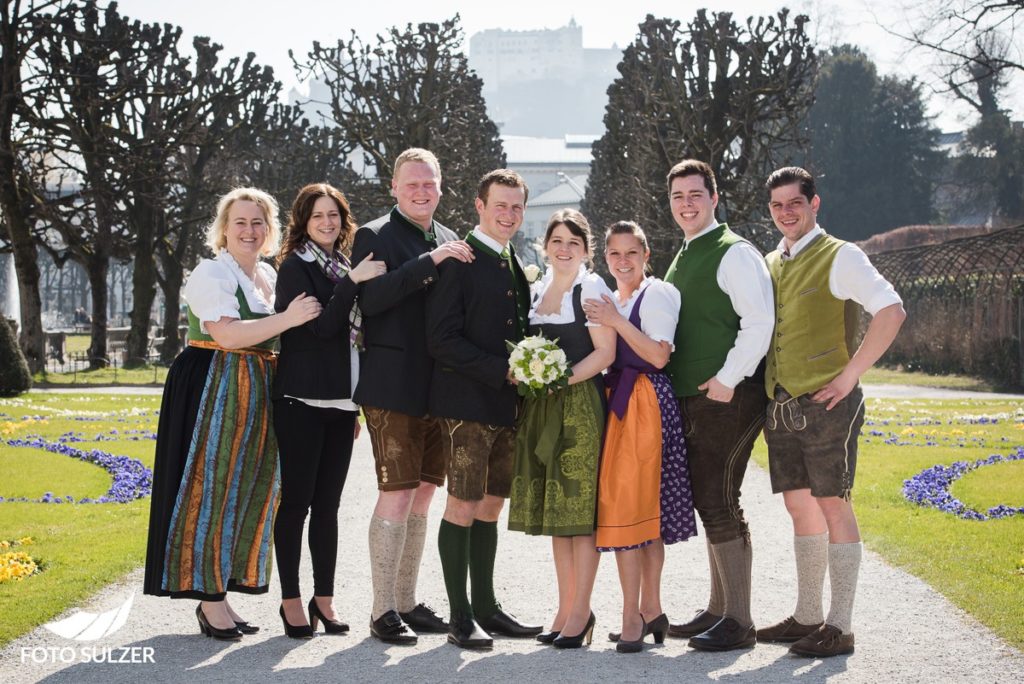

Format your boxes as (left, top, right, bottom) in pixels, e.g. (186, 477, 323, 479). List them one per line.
(583, 221, 697, 653)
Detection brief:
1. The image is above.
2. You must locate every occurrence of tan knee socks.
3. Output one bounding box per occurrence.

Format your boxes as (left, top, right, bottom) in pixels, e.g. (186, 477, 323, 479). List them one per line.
(369, 515, 407, 620)
(395, 513, 427, 613)
(826, 541, 862, 634)
(792, 532, 828, 624)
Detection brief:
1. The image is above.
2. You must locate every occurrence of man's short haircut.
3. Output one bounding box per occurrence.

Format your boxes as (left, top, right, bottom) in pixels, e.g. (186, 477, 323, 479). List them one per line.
(478, 169, 529, 204)
(666, 159, 717, 196)
(393, 148, 442, 179)
(766, 166, 816, 201)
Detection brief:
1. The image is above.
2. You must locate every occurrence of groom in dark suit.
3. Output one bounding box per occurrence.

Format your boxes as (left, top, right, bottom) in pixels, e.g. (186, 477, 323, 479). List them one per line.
(426, 169, 541, 648)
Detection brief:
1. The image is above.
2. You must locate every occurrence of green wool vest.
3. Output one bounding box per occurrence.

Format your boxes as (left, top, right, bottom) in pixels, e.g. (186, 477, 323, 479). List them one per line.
(664, 224, 744, 397)
(764, 233, 860, 398)
(187, 285, 275, 351)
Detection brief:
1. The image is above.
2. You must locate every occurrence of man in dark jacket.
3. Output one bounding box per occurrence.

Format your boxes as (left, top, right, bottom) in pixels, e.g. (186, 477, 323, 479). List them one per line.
(351, 148, 474, 644)
(425, 169, 540, 648)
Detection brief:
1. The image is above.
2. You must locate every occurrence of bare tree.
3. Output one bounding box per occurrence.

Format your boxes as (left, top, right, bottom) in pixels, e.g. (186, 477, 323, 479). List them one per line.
(0, 0, 70, 372)
(583, 10, 817, 274)
(293, 16, 504, 230)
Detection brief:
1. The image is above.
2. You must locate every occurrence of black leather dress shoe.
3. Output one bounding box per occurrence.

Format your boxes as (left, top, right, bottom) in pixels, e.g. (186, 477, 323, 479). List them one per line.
(477, 609, 543, 637)
(399, 603, 448, 633)
(370, 610, 417, 644)
(447, 615, 493, 649)
(668, 610, 722, 639)
(688, 617, 756, 651)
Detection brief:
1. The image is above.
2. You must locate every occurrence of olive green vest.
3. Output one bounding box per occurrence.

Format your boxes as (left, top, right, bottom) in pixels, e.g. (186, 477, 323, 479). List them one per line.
(187, 285, 275, 351)
(764, 233, 860, 398)
(664, 224, 744, 397)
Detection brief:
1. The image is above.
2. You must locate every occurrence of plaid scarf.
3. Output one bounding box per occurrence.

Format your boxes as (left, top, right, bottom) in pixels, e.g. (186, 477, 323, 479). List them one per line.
(299, 240, 363, 350)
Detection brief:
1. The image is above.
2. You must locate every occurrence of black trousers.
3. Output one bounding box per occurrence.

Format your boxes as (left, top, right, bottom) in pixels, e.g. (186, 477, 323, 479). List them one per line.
(679, 377, 767, 545)
(273, 398, 356, 599)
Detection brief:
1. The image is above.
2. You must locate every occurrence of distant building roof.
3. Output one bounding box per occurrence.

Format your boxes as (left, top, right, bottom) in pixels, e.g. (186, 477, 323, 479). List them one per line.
(530, 175, 589, 206)
(503, 135, 596, 164)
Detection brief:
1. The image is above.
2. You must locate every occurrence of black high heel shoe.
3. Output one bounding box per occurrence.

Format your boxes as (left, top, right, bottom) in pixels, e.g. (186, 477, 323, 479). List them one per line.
(609, 612, 669, 643)
(536, 630, 560, 644)
(616, 617, 647, 654)
(279, 605, 314, 639)
(646, 613, 669, 644)
(553, 612, 596, 649)
(196, 604, 242, 641)
(308, 597, 349, 634)
(233, 620, 260, 635)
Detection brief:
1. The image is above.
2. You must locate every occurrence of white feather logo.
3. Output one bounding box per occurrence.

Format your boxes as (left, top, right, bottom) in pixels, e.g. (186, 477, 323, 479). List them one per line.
(43, 592, 134, 641)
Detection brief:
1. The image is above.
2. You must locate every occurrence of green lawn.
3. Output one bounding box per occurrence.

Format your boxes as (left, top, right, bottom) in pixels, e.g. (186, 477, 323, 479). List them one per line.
(752, 397, 1024, 649)
(861, 366, 1004, 392)
(0, 393, 159, 645)
(33, 366, 167, 386)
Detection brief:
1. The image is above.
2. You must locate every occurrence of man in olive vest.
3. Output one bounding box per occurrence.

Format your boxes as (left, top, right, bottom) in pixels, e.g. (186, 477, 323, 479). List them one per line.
(663, 159, 774, 651)
(756, 167, 905, 657)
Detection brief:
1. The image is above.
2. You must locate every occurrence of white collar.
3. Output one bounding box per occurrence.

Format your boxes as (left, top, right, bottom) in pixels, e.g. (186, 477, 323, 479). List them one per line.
(216, 249, 274, 313)
(683, 219, 721, 248)
(778, 225, 824, 259)
(471, 226, 508, 254)
(538, 262, 588, 290)
(615, 275, 654, 303)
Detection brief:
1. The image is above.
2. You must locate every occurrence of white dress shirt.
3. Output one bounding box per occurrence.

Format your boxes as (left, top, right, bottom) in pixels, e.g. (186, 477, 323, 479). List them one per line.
(683, 221, 775, 388)
(613, 277, 680, 350)
(530, 264, 614, 328)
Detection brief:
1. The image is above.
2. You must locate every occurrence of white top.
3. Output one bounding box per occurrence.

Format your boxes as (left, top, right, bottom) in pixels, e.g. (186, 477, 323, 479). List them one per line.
(682, 220, 775, 389)
(284, 248, 359, 412)
(530, 264, 613, 327)
(613, 277, 680, 350)
(183, 250, 276, 334)
(778, 226, 903, 316)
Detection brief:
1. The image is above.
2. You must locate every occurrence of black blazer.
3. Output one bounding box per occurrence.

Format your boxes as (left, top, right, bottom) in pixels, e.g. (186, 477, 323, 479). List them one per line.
(350, 208, 458, 416)
(273, 252, 359, 401)
(425, 243, 530, 427)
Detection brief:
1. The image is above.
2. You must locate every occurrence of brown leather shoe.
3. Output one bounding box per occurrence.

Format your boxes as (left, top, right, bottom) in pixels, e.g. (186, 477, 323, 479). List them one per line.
(756, 615, 823, 643)
(668, 610, 721, 639)
(789, 624, 854, 657)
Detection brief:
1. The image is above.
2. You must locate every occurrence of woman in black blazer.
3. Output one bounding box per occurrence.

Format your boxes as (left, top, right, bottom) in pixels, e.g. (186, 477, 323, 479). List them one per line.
(273, 183, 386, 638)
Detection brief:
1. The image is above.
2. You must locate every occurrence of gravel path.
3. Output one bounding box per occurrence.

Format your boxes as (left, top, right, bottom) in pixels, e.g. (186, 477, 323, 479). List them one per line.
(4, 434, 1023, 683)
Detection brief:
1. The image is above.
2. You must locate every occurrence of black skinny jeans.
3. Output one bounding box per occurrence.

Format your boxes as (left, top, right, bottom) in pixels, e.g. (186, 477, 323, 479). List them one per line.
(273, 398, 356, 599)
(679, 377, 767, 545)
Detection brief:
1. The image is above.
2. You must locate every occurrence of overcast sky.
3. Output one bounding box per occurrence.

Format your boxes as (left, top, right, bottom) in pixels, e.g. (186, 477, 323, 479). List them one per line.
(114, 0, 1022, 131)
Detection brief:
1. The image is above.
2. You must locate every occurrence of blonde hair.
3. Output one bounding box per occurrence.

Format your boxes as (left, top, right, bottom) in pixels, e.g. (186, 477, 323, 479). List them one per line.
(205, 187, 281, 257)
(392, 148, 442, 180)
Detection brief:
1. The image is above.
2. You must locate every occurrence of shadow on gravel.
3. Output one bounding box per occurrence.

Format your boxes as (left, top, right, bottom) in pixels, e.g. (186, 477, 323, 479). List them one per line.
(35, 634, 850, 683)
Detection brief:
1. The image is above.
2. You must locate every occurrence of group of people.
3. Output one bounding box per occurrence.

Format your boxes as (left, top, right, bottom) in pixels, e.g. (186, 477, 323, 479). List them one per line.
(143, 148, 905, 661)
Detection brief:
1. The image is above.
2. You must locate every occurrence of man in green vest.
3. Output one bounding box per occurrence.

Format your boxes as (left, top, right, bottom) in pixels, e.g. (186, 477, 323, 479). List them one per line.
(663, 160, 775, 651)
(756, 167, 905, 657)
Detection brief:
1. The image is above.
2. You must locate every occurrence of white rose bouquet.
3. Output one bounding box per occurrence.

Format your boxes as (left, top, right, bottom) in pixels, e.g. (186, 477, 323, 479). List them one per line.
(507, 335, 571, 399)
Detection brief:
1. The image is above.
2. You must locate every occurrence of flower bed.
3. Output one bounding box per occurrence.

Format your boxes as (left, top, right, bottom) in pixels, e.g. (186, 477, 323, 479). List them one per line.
(902, 446, 1024, 520)
(0, 537, 42, 583)
(0, 437, 152, 504)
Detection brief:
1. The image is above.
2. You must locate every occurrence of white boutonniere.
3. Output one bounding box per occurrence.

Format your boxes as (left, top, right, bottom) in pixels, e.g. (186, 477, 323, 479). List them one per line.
(523, 264, 542, 283)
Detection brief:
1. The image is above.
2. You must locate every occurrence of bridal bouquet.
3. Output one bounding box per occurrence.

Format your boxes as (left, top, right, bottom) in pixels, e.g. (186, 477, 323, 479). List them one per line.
(507, 335, 571, 399)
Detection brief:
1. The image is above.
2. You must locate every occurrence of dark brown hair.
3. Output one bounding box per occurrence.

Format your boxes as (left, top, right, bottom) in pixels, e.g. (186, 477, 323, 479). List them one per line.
(478, 169, 529, 204)
(279, 183, 358, 263)
(666, 159, 717, 196)
(544, 208, 593, 265)
(766, 166, 816, 201)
